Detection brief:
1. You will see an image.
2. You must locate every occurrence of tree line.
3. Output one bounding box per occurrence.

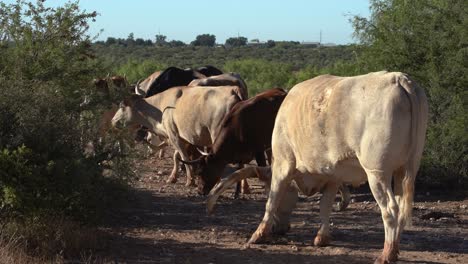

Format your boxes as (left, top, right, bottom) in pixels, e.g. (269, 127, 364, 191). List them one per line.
(97, 33, 279, 48)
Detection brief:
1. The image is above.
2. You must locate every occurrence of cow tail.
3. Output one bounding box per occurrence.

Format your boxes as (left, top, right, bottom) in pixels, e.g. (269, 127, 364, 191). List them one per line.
(397, 74, 429, 227)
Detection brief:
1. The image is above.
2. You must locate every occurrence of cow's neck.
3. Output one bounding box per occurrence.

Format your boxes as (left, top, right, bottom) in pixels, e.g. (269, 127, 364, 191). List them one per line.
(133, 98, 165, 136)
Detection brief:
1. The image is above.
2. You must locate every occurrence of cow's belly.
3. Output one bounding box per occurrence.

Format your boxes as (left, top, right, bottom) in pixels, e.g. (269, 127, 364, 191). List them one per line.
(179, 126, 213, 147)
(294, 158, 367, 196)
(334, 158, 368, 187)
(294, 172, 329, 197)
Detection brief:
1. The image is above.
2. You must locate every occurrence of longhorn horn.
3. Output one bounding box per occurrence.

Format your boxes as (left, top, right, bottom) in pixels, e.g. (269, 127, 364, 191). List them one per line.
(177, 156, 204, 165)
(134, 79, 146, 96)
(206, 166, 271, 214)
(197, 147, 210, 156)
(143, 140, 168, 152)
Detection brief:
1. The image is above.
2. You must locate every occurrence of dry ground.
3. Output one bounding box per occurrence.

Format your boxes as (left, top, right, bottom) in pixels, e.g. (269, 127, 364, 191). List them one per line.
(103, 147, 468, 264)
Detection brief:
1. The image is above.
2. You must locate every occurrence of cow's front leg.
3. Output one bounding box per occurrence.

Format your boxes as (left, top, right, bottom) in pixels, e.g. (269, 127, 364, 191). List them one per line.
(248, 168, 293, 244)
(314, 182, 339, 247)
(272, 186, 298, 235)
(241, 179, 250, 194)
(167, 151, 180, 184)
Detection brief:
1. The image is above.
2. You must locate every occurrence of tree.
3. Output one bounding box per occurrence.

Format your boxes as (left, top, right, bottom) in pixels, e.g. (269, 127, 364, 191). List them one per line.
(352, 0, 468, 188)
(105, 37, 117, 45)
(225, 36, 248, 47)
(155, 34, 167, 46)
(126, 32, 135, 45)
(135, 38, 145, 46)
(191, 34, 216, 47)
(169, 40, 186, 47)
(0, 0, 133, 223)
(266, 40, 276, 48)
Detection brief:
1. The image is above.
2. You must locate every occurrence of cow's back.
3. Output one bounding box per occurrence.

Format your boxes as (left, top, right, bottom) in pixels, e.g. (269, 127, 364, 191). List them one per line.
(139, 71, 162, 94)
(171, 86, 241, 146)
(189, 73, 248, 100)
(217, 88, 286, 152)
(274, 71, 418, 175)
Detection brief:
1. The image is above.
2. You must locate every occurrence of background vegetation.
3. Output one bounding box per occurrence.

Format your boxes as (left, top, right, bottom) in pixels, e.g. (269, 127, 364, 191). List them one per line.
(0, 1, 135, 261)
(0, 0, 466, 262)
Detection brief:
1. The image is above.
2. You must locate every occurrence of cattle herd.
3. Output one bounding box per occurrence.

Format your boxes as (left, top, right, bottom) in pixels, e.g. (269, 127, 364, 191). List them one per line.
(91, 66, 428, 264)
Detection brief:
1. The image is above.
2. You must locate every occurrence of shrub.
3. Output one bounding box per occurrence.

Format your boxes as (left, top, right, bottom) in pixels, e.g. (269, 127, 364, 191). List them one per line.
(0, 0, 135, 221)
(224, 59, 293, 94)
(352, 0, 468, 189)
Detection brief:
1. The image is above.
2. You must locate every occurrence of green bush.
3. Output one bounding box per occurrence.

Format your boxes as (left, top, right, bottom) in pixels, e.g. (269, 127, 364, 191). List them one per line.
(115, 59, 166, 83)
(352, 0, 468, 189)
(224, 59, 293, 94)
(0, 0, 134, 223)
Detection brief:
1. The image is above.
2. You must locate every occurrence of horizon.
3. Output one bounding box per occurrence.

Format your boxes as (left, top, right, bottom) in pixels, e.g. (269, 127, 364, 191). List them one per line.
(2, 0, 371, 45)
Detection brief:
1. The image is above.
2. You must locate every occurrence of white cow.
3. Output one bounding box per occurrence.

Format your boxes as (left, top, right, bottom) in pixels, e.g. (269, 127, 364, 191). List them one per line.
(233, 72, 427, 264)
(112, 86, 242, 186)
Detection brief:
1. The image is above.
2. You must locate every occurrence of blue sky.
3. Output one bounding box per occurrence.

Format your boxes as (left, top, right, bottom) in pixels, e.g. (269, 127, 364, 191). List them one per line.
(5, 0, 371, 44)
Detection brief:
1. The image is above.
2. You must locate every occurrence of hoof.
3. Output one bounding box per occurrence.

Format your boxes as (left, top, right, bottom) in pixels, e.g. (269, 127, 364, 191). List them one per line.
(248, 232, 268, 244)
(375, 242, 399, 263)
(206, 197, 216, 215)
(185, 179, 196, 187)
(166, 176, 177, 184)
(313, 234, 331, 247)
(374, 255, 395, 264)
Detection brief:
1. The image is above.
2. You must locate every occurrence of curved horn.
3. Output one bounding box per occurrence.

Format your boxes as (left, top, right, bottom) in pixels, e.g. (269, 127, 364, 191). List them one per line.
(106, 72, 110, 78)
(177, 156, 204, 165)
(206, 166, 269, 214)
(197, 147, 210, 156)
(134, 79, 146, 96)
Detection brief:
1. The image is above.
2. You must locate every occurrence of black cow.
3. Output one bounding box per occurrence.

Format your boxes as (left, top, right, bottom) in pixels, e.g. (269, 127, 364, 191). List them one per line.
(135, 65, 224, 97)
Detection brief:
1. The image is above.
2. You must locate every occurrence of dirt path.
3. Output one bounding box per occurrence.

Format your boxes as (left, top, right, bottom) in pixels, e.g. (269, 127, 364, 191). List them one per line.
(104, 149, 468, 263)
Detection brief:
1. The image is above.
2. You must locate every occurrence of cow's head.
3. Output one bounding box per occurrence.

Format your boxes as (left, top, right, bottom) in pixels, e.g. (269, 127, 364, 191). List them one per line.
(93, 77, 110, 95)
(179, 149, 225, 195)
(111, 94, 142, 129)
(111, 75, 128, 88)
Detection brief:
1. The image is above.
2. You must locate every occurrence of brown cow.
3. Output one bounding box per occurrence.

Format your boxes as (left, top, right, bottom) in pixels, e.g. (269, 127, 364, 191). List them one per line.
(179, 88, 287, 195)
(110, 75, 129, 88)
(93, 77, 110, 96)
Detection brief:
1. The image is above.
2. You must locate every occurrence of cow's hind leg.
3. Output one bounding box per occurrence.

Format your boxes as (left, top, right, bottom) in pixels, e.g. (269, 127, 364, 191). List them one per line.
(167, 151, 180, 184)
(241, 179, 250, 194)
(314, 181, 339, 247)
(366, 169, 400, 264)
(233, 164, 244, 199)
(248, 164, 294, 244)
(334, 184, 351, 212)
